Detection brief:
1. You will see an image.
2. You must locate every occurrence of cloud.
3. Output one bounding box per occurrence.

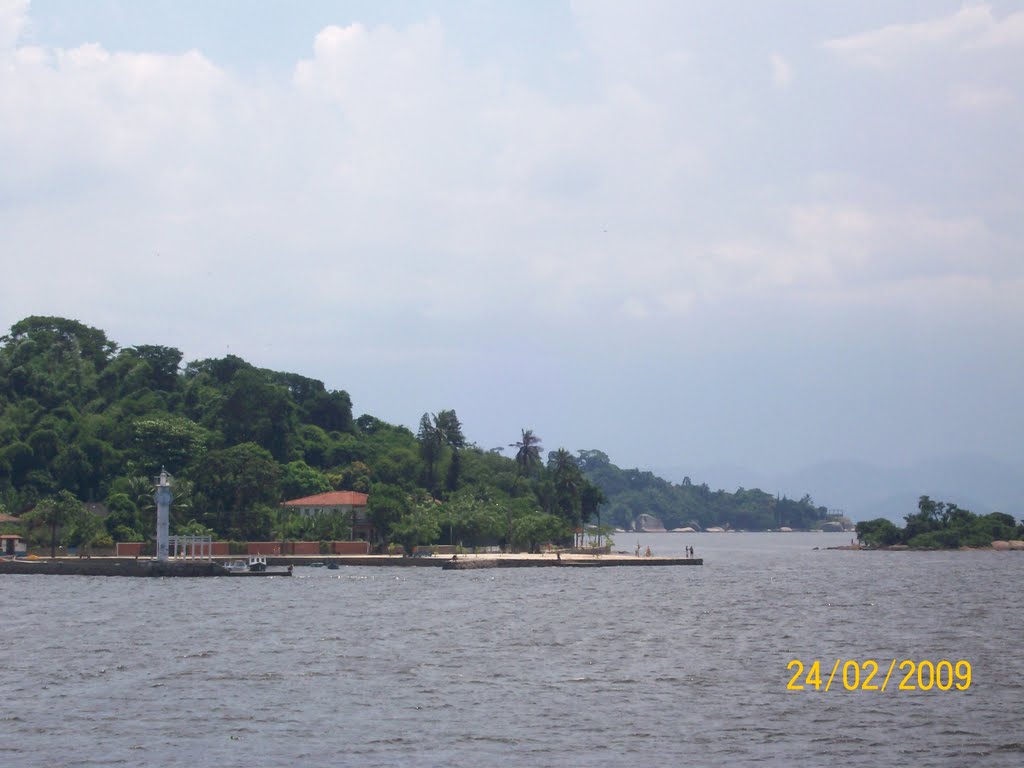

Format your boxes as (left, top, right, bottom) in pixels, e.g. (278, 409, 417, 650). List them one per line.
(770, 52, 792, 88)
(1, 5, 1020, 359)
(824, 4, 1024, 69)
(696, 199, 1012, 311)
(0, 0, 27, 50)
(949, 83, 1014, 110)
(0, 40, 227, 186)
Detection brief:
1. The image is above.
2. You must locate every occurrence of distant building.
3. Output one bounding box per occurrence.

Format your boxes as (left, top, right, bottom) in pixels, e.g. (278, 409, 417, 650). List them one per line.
(1, 534, 27, 557)
(280, 491, 373, 541)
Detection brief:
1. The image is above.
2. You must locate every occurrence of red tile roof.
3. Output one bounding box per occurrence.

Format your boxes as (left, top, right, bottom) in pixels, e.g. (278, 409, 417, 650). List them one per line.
(281, 491, 369, 507)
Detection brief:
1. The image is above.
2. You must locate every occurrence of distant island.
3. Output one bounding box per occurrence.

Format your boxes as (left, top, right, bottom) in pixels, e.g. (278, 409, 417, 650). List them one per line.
(856, 496, 1023, 549)
(1, 316, 838, 556)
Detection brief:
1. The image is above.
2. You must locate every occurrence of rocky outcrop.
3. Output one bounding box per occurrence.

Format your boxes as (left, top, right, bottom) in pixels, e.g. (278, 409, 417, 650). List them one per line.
(989, 540, 1024, 551)
(635, 514, 666, 532)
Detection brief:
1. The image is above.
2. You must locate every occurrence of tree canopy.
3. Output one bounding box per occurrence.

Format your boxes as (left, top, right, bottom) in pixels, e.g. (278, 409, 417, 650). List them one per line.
(856, 496, 1021, 549)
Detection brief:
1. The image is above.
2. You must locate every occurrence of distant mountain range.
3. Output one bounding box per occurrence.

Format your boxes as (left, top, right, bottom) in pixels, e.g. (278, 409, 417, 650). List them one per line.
(650, 454, 1024, 523)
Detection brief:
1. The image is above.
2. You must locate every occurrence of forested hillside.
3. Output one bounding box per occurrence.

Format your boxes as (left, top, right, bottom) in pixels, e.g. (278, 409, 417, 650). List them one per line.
(577, 450, 829, 531)
(0, 316, 830, 553)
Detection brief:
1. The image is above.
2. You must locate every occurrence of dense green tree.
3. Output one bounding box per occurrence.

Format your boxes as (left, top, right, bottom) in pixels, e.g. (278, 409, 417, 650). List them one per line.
(298, 424, 331, 467)
(104, 493, 142, 540)
(280, 460, 331, 500)
(581, 482, 607, 544)
(855, 518, 902, 547)
(130, 415, 207, 476)
(1, 441, 35, 486)
(417, 413, 442, 491)
(53, 444, 93, 499)
(858, 498, 1020, 549)
(445, 450, 462, 494)
(191, 443, 281, 538)
(24, 490, 83, 557)
(549, 448, 583, 528)
(388, 501, 440, 554)
(62, 502, 102, 551)
(511, 511, 569, 553)
(122, 345, 183, 391)
(4, 316, 117, 371)
(366, 483, 412, 543)
(27, 429, 61, 465)
(439, 492, 504, 548)
(211, 368, 297, 461)
(435, 409, 465, 491)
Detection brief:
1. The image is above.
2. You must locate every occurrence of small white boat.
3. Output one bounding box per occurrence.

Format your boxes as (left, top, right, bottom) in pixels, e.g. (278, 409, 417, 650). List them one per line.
(223, 556, 270, 573)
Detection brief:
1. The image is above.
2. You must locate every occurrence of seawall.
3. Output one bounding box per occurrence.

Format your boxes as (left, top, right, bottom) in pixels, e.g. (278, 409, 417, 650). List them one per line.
(0, 559, 226, 577)
(0, 554, 704, 576)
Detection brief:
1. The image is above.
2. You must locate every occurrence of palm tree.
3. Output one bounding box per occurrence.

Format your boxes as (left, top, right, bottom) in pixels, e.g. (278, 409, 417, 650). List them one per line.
(510, 429, 543, 476)
(434, 410, 465, 450)
(550, 448, 582, 541)
(28, 491, 79, 557)
(434, 410, 465, 491)
(417, 413, 442, 490)
(581, 483, 607, 548)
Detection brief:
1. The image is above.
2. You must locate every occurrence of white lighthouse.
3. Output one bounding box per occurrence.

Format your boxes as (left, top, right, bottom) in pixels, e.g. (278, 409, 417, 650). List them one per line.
(155, 469, 172, 562)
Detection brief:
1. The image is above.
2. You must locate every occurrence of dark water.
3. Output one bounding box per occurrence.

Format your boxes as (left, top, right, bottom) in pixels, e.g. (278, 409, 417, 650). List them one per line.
(4, 533, 1022, 767)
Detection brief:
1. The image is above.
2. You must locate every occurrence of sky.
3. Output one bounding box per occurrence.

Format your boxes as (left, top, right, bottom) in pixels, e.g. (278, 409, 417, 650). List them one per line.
(1, 0, 1022, 478)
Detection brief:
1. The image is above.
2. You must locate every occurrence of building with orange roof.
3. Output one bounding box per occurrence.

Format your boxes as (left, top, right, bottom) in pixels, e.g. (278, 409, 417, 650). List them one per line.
(280, 490, 373, 541)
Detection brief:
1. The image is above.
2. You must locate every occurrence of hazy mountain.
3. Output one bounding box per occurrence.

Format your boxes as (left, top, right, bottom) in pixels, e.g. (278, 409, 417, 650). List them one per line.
(651, 454, 1024, 523)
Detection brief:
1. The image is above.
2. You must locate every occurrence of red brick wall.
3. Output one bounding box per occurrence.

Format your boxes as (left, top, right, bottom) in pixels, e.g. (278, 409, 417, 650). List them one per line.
(291, 541, 320, 555)
(331, 541, 371, 555)
(116, 542, 145, 557)
(247, 542, 281, 555)
(210, 542, 230, 556)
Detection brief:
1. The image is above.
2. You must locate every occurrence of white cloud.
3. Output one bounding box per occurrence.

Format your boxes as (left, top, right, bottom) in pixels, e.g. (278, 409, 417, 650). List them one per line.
(1, 6, 1020, 351)
(949, 83, 1014, 110)
(824, 4, 1024, 68)
(0, 0, 28, 50)
(693, 200, 1010, 311)
(770, 52, 792, 88)
(0, 41, 227, 186)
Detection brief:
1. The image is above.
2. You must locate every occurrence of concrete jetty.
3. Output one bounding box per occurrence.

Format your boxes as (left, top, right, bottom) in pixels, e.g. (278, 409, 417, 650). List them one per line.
(443, 556, 702, 570)
(0, 552, 702, 576)
(0, 558, 229, 577)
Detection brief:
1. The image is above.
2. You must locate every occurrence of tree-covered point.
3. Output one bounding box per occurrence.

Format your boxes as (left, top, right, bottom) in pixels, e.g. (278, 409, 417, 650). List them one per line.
(576, 450, 830, 531)
(1, 316, 833, 552)
(856, 496, 1023, 549)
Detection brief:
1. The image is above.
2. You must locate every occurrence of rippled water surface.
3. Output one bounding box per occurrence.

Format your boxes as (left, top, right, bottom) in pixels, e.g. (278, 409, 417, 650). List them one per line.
(4, 533, 1022, 767)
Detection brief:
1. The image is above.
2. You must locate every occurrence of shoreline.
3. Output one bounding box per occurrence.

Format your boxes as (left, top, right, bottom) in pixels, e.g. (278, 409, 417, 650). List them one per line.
(826, 540, 1024, 552)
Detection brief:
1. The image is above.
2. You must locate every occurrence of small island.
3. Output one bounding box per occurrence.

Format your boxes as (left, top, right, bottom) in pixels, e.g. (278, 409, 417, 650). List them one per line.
(855, 496, 1024, 550)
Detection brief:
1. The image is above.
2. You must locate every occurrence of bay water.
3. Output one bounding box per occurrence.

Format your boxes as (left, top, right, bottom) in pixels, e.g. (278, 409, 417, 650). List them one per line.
(3, 532, 1022, 766)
